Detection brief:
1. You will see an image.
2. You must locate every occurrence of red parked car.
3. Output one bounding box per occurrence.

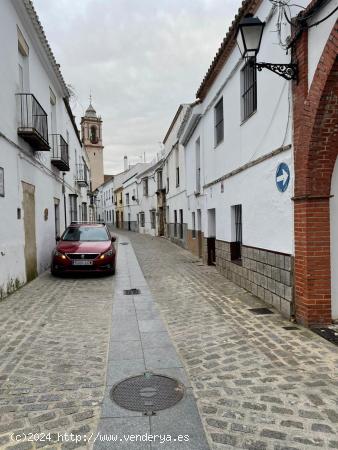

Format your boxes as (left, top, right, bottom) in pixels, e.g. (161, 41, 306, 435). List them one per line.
(51, 223, 116, 276)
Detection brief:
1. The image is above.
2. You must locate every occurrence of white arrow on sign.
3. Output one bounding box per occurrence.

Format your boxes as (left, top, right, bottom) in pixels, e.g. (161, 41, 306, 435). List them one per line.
(277, 169, 289, 185)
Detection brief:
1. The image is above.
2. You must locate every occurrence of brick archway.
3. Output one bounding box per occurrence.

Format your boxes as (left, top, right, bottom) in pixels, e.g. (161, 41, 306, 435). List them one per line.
(293, 23, 338, 326)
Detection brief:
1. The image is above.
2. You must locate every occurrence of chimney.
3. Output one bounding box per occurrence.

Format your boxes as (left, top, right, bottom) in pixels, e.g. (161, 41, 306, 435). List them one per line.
(124, 156, 128, 171)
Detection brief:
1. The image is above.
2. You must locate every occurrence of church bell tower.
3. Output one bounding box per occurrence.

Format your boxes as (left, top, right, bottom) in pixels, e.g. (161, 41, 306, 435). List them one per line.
(81, 99, 104, 191)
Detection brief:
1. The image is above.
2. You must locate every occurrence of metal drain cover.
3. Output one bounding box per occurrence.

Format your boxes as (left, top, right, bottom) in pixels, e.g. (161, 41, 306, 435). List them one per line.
(249, 307, 274, 315)
(283, 326, 300, 330)
(312, 327, 338, 346)
(124, 288, 141, 295)
(120, 242, 129, 245)
(111, 372, 185, 413)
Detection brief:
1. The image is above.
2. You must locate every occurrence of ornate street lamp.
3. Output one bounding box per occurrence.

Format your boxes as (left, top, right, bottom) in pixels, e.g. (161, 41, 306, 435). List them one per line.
(236, 14, 297, 81)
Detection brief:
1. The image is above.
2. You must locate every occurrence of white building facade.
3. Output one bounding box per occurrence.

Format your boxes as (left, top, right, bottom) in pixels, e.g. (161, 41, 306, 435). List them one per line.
(180, 0, 299, 317)
(0, 0, 91, 298)
(162, 105, 190, 248)
(96, 176, 114, 224)
(136, 162, 162, 236)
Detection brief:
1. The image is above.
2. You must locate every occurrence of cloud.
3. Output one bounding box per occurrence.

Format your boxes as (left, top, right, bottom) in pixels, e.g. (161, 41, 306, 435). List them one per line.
(34, 0, 240, 173)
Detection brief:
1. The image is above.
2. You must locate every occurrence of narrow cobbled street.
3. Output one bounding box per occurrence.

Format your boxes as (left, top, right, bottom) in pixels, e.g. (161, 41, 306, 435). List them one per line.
(126, 231, 338, 450)
(0, 274, 113, 449)
(0, 233, 338, 450)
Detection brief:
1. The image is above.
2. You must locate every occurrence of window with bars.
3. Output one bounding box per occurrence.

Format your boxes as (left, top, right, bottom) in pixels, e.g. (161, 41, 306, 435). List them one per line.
(150, 210, 156, 229)
(195, 138, 201, 193)
(126, 193, 129, 205)
(214, 98, 224, 146)
(140, 212, 145, 227)
(230, 204, 242, 262)
(241, 57, 257, 121)
(179, 209, 183, 239)
(69, 194, 78, 222)
(157, 170, 163, 190)
(143, 178, 148, 196)
(176, 167, 180, 187)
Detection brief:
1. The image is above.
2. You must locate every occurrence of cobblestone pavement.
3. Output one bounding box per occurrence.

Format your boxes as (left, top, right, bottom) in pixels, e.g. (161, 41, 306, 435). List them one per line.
(0, 272, 113, 450)
(126, 231, 338, 450)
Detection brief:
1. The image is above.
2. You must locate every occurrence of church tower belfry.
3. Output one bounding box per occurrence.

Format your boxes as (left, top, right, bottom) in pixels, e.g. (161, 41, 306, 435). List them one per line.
(81, 99, 104, 191)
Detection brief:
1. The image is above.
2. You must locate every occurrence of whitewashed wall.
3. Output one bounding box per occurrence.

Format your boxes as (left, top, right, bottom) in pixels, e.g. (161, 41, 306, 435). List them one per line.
(163, 106, 190, 231)
(182, 0, 298, 255)
(123, 178, 139, 229)
(0, 0, 88, 297)
(98, 178, 114, 223)
(137, 167, 158, 236)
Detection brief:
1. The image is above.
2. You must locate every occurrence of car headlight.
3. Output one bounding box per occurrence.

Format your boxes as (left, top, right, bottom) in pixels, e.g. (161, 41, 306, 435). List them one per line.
(99, 249, 113, 259)
(55, 250, 67, 260)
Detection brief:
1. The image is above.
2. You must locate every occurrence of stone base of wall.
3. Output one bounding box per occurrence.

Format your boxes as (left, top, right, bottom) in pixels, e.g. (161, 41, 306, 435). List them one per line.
(216, 240, 294, 318)
(186, 230, 202, 258)
(167, 223, 188, 249)
(122, 221, 138, 232)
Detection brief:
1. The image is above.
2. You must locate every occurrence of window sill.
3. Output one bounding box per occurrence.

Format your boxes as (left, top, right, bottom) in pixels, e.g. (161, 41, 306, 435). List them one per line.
(240, 110, 257, 126)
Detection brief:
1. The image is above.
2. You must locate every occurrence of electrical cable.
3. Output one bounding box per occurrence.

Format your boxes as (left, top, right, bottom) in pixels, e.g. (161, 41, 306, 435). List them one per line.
(307, 6, 338, 27)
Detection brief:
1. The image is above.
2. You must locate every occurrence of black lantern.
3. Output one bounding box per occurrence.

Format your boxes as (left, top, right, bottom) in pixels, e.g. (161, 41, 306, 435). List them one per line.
(236, 15, 265, 58)
(236, 14, 297, 81)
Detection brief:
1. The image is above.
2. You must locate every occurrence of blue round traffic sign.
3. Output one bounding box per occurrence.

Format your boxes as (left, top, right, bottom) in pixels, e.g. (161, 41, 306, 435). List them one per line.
(276, 163, 290, 193)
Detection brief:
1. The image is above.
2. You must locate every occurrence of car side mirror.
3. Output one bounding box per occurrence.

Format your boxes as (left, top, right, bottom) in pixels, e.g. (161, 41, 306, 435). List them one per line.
(56, 236, 61, 242)
(111, 236, 117, 242)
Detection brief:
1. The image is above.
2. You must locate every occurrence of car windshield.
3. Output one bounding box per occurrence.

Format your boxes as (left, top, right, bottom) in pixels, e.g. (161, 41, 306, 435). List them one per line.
(62, 227, 110, 242)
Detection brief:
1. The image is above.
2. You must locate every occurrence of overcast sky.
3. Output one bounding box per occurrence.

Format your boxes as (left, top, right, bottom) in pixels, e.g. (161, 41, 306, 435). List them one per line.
(34, 0, 240, 174)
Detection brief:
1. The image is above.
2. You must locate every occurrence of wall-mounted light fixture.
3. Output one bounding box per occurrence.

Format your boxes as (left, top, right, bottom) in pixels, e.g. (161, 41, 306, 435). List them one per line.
(236, 14, 297, 81)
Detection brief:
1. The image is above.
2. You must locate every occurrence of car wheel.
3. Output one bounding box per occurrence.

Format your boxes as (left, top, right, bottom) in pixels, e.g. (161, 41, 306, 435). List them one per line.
(51, 266, 58, 277)
(108, 265, 115, 276)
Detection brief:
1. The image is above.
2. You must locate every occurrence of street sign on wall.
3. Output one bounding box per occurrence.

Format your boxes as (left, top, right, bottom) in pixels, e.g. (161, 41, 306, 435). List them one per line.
(276, 163, 290, 193)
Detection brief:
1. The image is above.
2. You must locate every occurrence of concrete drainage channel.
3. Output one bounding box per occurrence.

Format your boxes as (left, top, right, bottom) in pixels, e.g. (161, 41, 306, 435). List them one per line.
(94, 235, 210, 450)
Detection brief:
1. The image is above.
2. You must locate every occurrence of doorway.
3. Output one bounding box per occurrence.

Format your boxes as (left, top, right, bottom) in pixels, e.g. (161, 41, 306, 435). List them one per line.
(158, 207, 164, 236)
(197, 209, 202, 258)
(54, 198, 60, 239)
(22, 182, 37, 282)
(207, 208, 216, 265)
(179, 209, 183, 239)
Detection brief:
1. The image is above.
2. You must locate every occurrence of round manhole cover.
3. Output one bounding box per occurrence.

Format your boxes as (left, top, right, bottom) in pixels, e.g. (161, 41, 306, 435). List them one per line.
(111, 372, 185, 412)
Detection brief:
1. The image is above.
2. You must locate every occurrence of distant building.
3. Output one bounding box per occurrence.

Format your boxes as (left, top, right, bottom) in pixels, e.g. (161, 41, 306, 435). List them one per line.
(81, 101, 104, 191)
(162, 104, 190, 249)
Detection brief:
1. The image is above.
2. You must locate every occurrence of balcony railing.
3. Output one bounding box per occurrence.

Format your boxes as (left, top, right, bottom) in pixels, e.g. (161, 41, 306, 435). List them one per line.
(16, 93, 49, 151)
(50, 134, 69, 171)
(76, 163, 89, 187)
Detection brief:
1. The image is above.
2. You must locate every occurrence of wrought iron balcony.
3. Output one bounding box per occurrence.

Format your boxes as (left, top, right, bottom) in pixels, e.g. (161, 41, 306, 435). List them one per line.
(16, 93, 49, 151)
(50, 134, 69, 171)
(76, 163, 89, 187)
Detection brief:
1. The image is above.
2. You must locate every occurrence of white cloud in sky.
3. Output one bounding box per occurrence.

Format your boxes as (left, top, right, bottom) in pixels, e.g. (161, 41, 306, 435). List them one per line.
(34, 0, 240, 173)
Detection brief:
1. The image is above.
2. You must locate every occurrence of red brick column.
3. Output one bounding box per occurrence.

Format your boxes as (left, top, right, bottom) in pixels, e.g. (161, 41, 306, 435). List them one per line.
(293, 23, 338, 326)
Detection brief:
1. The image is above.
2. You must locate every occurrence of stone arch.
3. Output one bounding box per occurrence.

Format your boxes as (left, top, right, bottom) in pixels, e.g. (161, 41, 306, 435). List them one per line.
(293, 23, 338, 326)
